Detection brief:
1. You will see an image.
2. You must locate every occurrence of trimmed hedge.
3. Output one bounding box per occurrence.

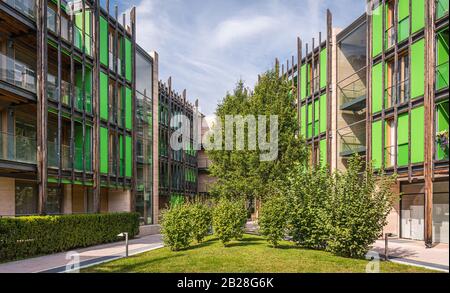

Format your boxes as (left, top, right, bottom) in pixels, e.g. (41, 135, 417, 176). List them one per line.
(0, 212, 140, 262)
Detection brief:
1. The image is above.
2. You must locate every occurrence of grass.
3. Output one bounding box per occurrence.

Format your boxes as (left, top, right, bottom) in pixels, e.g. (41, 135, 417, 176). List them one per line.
(83, 235, 434, 273)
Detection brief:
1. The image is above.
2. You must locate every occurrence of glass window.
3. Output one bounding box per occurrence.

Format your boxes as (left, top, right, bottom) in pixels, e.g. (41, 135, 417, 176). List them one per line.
(46, 185, 62, 214)
(47, 7, 56, 32)
(15, 182, 38, 215)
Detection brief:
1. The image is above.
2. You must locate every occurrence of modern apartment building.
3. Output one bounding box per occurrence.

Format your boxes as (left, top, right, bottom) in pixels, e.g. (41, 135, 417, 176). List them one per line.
(0, 0, 202, 227)
(158, 78, 198, 210)
(284, 0, 449, 245)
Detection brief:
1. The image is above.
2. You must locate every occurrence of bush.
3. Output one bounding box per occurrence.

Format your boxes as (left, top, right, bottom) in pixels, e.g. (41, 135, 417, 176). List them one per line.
(258, 194, 289, 247)
(161, 204, 193, 251)
(190, 202, 212, 243)
(326, 158, 396, 258)
(212, 198, 247, 246)
(0, 213, 139, 262)
(287, 165, 332, 249)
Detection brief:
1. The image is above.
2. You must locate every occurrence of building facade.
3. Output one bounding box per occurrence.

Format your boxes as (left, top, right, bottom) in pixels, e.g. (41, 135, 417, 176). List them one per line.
(284, 0, 449, 245)
(0, 0, 164, 226)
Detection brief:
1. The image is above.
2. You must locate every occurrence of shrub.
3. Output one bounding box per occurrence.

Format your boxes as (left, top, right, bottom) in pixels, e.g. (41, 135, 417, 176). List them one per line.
(287, 165, 332, 249)
(326, 157, 396, 258)
(258, 194, 289, 247)
(212, 198, 247, 246)
(0, 213, 139, 262)
(190, 202, 212, 243)
(161, 204, 193, 251)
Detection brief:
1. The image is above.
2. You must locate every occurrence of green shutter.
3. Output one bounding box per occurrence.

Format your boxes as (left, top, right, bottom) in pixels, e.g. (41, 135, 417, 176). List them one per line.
(398, 0, 410, 42)
(436, 101, 449, 160)
(85, 125, 92, 172)
(125, 38, 132, 82)
(411, 106, 424, 164)
(125, 87, 132, 130)
(320, 48, 327, 89)
(372, 120, 383, 169)
(372, 4, 383, 57)
(319, 139, 327, 168)
(100, 127, 108, 174)
(100, 16, 108, 66)
(411, 0, 425, 33)
(300, 105, 306, 138)
(100, 72, 108, 120)
(125, 135, 132, 177)
(300, 64, 307, 100)
(411, 39, 425, 99)
(74, 123, 83, 171)
(319, 94, 326, 134)
(314, 99, 319, 137)
(119, 135, 124, 177)
(85, 67, 92, 114)
(397, 113, 409, 166)
(372, 63, 383, 113)
(436, 29, 449, 90)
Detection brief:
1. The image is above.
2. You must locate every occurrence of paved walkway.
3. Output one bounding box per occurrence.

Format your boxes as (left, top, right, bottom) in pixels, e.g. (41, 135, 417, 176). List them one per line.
(371, 238, 449, 272)
(0, 234, 163, 273)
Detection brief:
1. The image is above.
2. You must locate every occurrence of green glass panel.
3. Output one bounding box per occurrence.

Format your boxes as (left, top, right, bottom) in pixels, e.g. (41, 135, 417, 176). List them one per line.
(300, 105, 306, 138)
(100, 127, 108, 174)
(319, 139, 327, 168)
(372, 63, 383, 113)
(319, 94, 327, 134)
(300, 64, 307, 100)
(436, 29, 449, 90)
(125, 38, 132, 82)
(412, 0, 425, 33)
(125, 87, 132, 129)
(372, 4, 383, 57)
(411, 106, 424, 163)
(320, 48, 327, 89)
(437, 0, 449, 19)
(100, 16, 108, 66)
(125, 135, 132, 177)
(411, 39, 425, 99)
(397, 113, 409, 166)
(100, 72, 108, 120)
(372, 120, 383, 169)
(436, 101, 449, 160)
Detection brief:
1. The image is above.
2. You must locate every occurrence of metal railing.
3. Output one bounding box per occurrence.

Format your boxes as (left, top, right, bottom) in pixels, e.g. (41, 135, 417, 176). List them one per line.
(338, 120, 366, 157)
(0, 131, 36, 164)
(338, 68, 367, 108)
(3, 0, 36, 19)
(386, 26, 395, 48)
(385, 79, 410, 108)
(0, 52, 36, 93)
(384, 145, 396, 168)
(436, 61, 449, 90)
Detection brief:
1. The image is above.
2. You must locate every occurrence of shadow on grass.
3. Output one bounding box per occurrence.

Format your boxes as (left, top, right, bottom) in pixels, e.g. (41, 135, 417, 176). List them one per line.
(91, 254, 186, 273)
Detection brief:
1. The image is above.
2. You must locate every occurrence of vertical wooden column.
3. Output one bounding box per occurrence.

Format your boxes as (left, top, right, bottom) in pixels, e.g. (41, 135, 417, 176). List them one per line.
(150, 51, 159, 224)
(130, 7, 137, 212)
(297, 37, 302, 133)
(93, 0, 101, 213)
(326, 9, 332, 168)
(366, 1, 373, 164)
(36, 0, 48, 215)
(424, 0, 436, 248)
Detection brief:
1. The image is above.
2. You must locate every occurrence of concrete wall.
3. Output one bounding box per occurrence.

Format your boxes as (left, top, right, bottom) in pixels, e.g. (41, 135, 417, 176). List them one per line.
(107, 189, 131, 212)
(0, 177, 15, 216)
(383, 182, 400, 236)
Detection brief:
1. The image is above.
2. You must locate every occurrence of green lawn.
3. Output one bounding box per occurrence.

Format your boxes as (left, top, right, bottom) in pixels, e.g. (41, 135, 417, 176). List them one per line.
(83, 234, 433, 273)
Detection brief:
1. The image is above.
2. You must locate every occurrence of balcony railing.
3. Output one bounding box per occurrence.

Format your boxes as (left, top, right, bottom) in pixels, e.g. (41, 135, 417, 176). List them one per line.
(3, 0, 36, 19)
(0, 131, 36, 164)
(47, 75, 71, 105)
(338, 68, 367, 111)
(386, 26, 395, 48)
(338, 120, 366, 157)
(385, 79, 410, 109)
(48, 142, 71, 169)
(0, 52, 36, 93)
(436, 61, 449, 90)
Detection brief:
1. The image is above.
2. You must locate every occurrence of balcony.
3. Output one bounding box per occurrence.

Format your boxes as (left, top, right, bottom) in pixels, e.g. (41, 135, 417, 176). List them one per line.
(385, 79, 410, 109)
(386, 26, 395, 49)
(48, 142, 71, 169)
(47, 74, 71, 105)
(0, 52, 36, 93)
(0, 131, 36, 164)
(3, 0, 36, 19)
(338, 69, 367, 112)
(436, 61, 449, 91)
(338, 120, 366, 158)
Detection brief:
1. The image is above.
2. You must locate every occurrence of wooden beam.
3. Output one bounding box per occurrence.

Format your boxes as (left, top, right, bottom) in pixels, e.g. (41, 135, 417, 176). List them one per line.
(93, 0, 101, 213)
(131, 6, 137, 212)
(36, 0, 48, 215)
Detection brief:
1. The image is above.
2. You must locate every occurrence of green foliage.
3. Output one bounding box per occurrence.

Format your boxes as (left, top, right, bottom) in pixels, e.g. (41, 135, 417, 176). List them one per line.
(0, 213, 139, 262)
(326, 157, 396, 258)
(286, 165, 333, 249)
(190, 202, 213, 243)
(161, 204, 193, 251)
(212, 198, 248, 246)
(208, 72, 308, 202)
(258, 194, 289, 247)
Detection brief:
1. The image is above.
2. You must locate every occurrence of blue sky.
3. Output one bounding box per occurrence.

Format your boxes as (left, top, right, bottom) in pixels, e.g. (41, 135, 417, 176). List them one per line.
(114, 0, 366, 115)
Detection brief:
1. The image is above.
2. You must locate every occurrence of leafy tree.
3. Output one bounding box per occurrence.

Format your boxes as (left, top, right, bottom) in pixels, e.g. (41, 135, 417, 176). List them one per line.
(190, 202, 212, 243)
(258, 193, 290, 247)
(161, 204, 193, 251)
(207, 71, 308, 203)
(326, 157, 397, 258)
(212, 198, 248, 246)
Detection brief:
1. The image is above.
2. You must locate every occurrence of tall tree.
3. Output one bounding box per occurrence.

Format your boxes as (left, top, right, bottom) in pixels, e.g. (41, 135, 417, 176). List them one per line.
(207, 70, 308, 202)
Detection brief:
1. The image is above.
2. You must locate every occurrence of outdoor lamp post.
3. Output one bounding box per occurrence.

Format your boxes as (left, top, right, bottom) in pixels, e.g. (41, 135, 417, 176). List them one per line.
(117, 232, 129, 257)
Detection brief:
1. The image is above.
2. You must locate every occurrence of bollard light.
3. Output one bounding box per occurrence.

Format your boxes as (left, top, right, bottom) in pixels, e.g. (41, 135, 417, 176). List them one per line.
(117, 232, 129, 257)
